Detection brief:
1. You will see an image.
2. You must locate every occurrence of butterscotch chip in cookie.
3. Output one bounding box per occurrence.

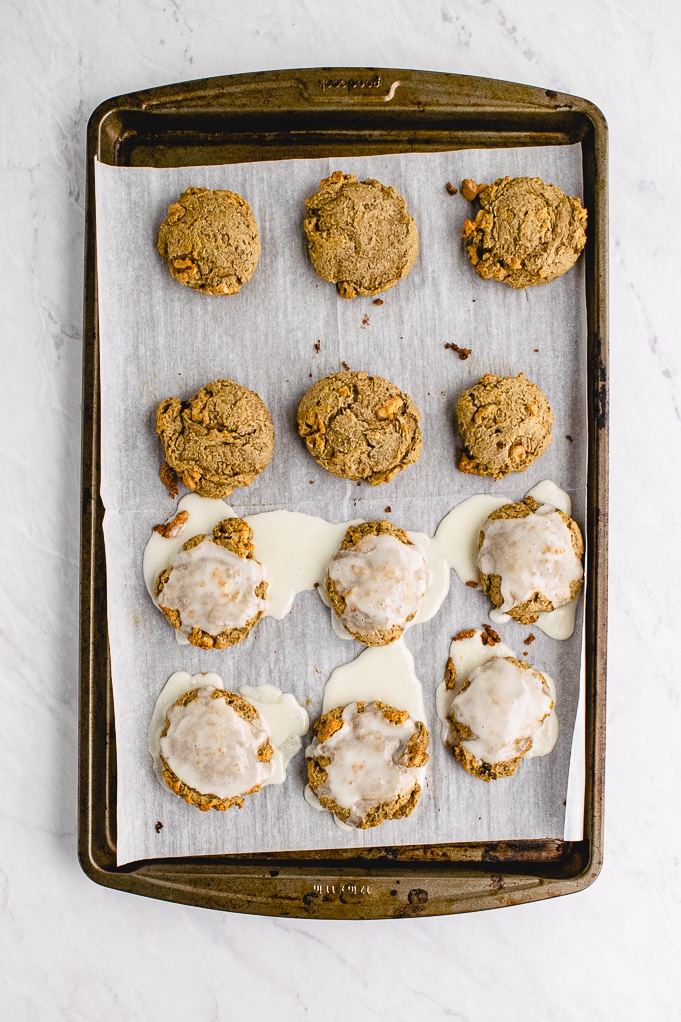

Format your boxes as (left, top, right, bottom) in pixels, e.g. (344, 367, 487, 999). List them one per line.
(297, 371, 422, 484)
(157, 187, 261, 295)
(156, 378, 274, 498)
(455, 373, 553, 479)
(303, 171, 419, 298)
(461, 176, 587, 288)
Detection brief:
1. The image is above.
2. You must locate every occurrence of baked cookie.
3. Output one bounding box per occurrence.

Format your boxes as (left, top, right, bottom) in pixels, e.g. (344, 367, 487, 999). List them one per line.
(157, 187, 261, 295)
(478, 496, 584, 624)
(297, 371, 422, 484)
(455, 373, 553, 478)
(326, 521, 428, 645)
(303, 171, 418, 298)
(461, 176, 587, 288)
(159, 687, 274, 810)
(156, 378, 274, 498)
(445, 656, 554, 781)
(306, 700, 429, 828)
(154, 517, 268, 649)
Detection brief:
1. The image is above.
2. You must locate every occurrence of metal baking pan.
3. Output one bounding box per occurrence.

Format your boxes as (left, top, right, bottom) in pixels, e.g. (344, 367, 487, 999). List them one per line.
(79, 67, 608, 917)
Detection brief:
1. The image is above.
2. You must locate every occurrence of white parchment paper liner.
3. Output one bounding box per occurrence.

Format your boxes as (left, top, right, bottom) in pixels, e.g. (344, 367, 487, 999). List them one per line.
(95, 147, 587, 865)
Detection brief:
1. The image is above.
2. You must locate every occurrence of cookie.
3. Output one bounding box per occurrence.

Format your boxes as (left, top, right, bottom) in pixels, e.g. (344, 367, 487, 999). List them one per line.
(306, 700, 429, 828)
(303, 171, 418, 298)
(326, 521, 428, 645)
(478, 497, 584, 624)
(461, 176, 587, 288)
(297, 371, 422, 484)
(156, 378, 274, 498)
(154, 518, 268, 649)
(446, 656, 554, 781)
(159, 686, 274, 810)
(157, 187, 261, 295)
(455, 373, 553, 479)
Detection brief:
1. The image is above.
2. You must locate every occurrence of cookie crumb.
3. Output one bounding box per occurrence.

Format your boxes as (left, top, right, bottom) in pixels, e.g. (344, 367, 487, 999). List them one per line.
(465, 580, 478, 588)
(461, 178, 486, 201)
(159, 461, 179, 499)
(155, 821, 164, 833)
(361, 314, 370, 328)
(534, 348, 539, 352)
(524, 633, 536, 646)
(153, 510, 189, 539)
(445, 181, 458, 195)
(341, 361, 350, 371)
(453, 629, 476, 641)
(522, 651, 528, 656)
(384, 506, 392, 513)
(566, 434, 574, 442)
(309, 480, 315, 484)
(314, 340, 321, 352)
(481, 623, 502, 646)
(373, 298, 384, 306)
(357, 480, 362, 487)
(445, 342, 472, 360)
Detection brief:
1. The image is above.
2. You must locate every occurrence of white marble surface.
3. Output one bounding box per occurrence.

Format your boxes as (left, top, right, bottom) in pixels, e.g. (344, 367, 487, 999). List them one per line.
(2, 0, 680, 1018)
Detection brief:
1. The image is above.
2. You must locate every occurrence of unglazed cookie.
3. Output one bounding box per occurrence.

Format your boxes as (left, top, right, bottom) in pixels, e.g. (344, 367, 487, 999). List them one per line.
(159, 687, 274, 810)
(461, 176, 587, 288)
(303, 171, 419, 298)
(156, 378, 274, 498)
(157, 187, 261, 295)
(478, 496, 584, 624)
(297, 371, 422, 484)
(326, 521, 428, 645)
(455, 373, 553, 478)
(153, 517, 267, 649)
(306, 700, 429, 828)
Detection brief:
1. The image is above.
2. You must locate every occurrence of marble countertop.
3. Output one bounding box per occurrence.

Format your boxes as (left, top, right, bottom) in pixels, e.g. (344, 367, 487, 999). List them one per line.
(2, 1, 679, 1018)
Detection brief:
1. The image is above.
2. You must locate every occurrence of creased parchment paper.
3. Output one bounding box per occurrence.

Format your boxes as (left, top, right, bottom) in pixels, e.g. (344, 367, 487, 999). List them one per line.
(95, 147, 587, 865)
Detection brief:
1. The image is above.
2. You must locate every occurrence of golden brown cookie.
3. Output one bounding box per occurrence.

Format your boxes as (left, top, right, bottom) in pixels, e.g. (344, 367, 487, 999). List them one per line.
(154, 518, 268, 649)
(157, 187, 261, 295)
(455, 373, 553, 479)
(307, 701, 429, 828)
(326, 521, 427, 645)
(303, 171, 419, 298)
(156, 378, 274, 498)
(159, 687, 274, 811)
(297, 371, 422, 484)
(461, 176, 587, 288)
(478, 497, 584, 624)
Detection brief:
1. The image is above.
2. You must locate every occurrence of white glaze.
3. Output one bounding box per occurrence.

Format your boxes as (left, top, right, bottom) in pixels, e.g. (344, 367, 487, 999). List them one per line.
(327, 532, 428, 635)
(148, 672, 308, 795)
(156, 539, 266, 635)
(435, 632, 558, 766)
(478, 503, 583, 616)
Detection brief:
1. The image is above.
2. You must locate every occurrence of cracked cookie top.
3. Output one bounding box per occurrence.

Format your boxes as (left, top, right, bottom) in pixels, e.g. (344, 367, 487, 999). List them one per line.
(156, 378, 274, 499)
(157, 186, 261, 295)
(303, 171, 419, 298)
(297, 371, 422, 484)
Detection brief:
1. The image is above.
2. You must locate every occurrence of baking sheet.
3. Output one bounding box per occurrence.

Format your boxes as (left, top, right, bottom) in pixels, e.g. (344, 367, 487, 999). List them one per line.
(95, 147, 587, 866)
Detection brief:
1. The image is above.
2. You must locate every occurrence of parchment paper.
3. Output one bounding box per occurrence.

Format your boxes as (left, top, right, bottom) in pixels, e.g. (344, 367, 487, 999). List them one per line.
(95, 147, 587, 866)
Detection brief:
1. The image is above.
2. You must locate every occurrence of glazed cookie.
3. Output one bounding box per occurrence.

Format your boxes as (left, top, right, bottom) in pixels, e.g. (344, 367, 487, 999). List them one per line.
(157, 187, 261, 295)
(297, 371, 422, 484)
(306, 700, 429, 828)
(154, 517, 268, 649)
(326, 521, 428, 645)
(461, 176, 587, 288)
(303, 171, 419, 298)
(455, 373, 553, 478)
(478, 496, 584, 624)
(156, 378, 274, 498)
(444, 656, 555, 781)
(159, 687, 274, 810)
